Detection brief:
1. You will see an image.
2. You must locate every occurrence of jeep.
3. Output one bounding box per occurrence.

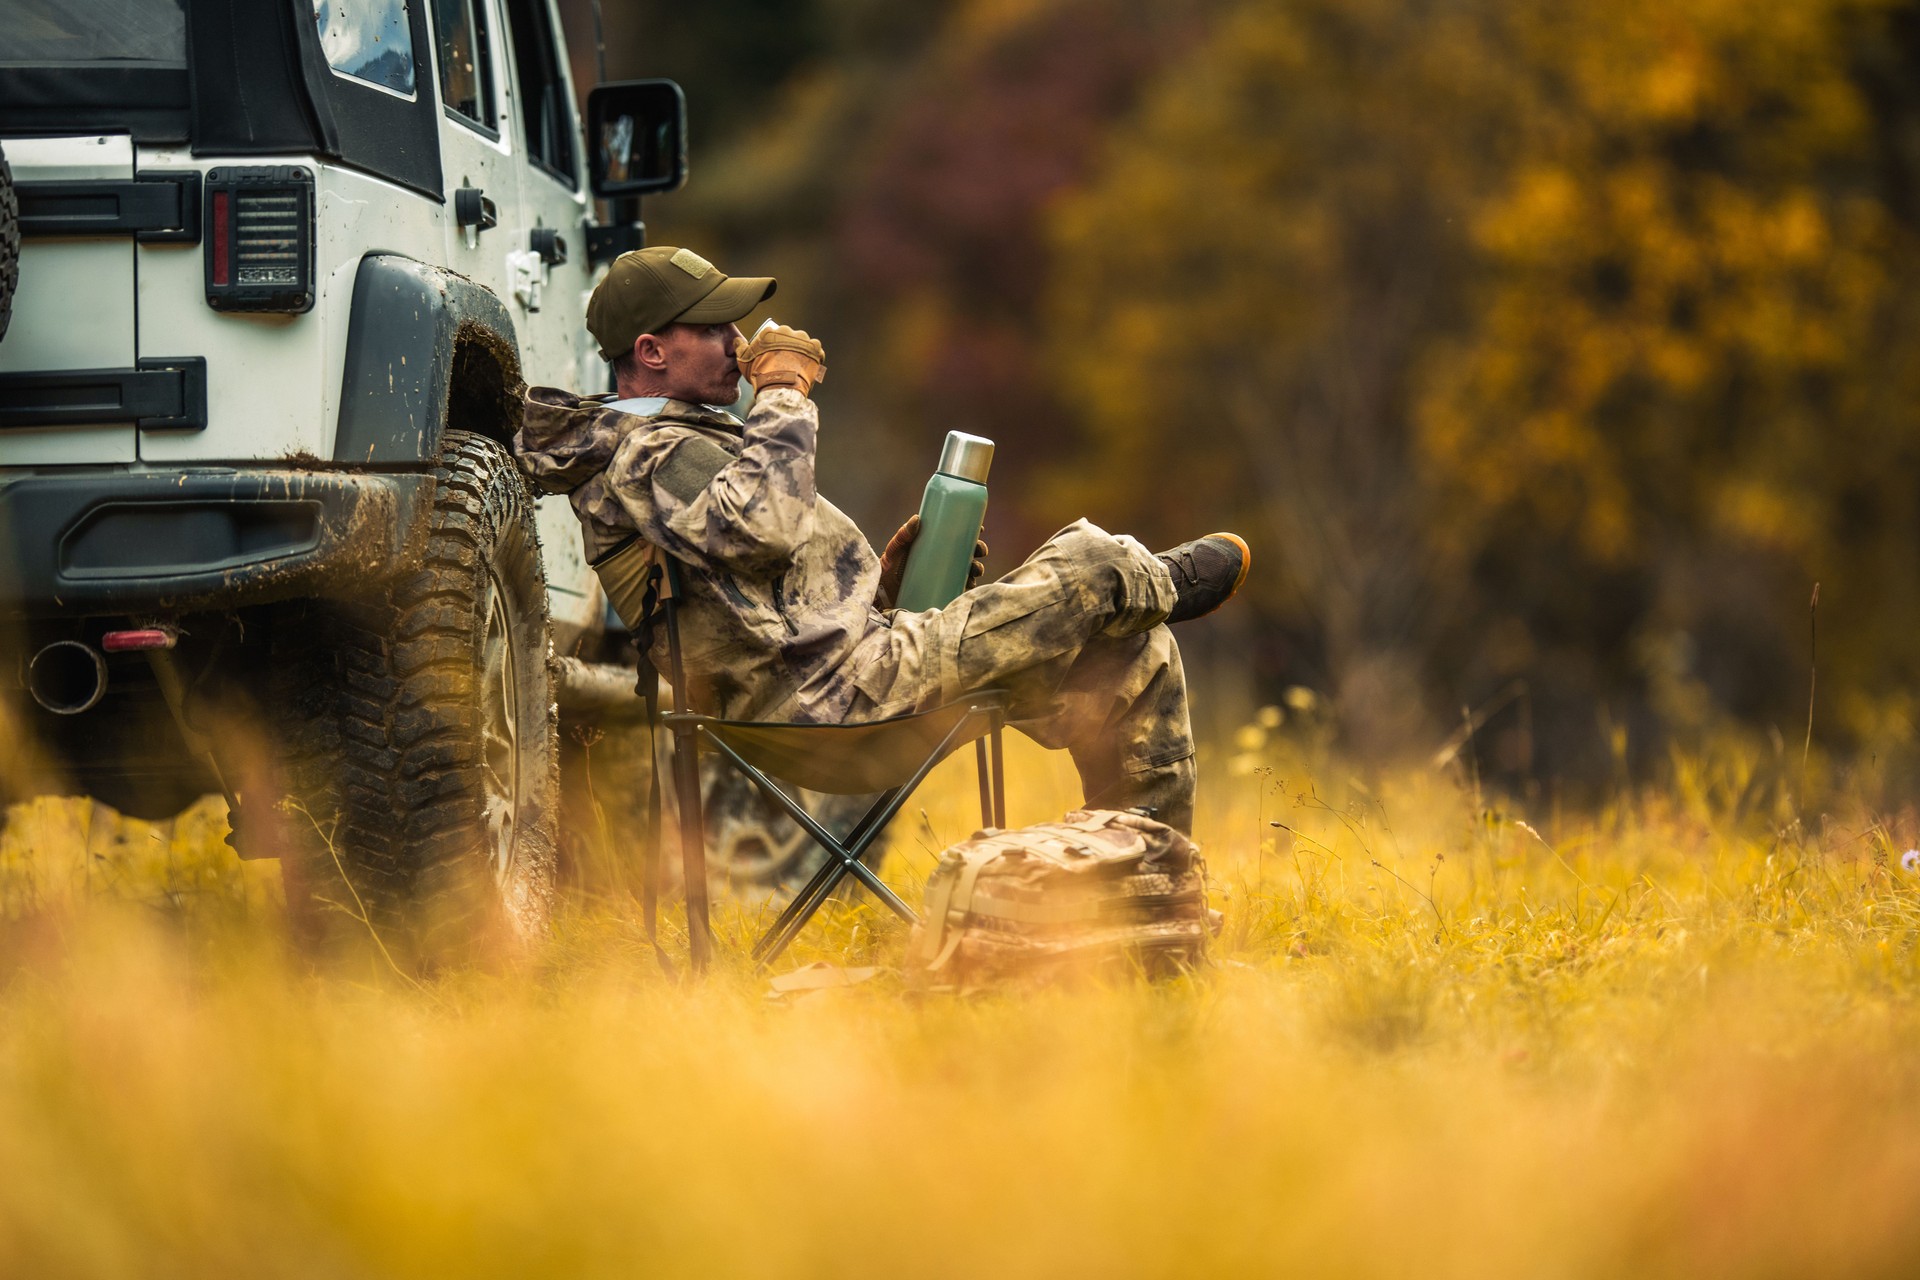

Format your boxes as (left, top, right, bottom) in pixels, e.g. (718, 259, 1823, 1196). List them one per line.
(0, 0, 700, 952)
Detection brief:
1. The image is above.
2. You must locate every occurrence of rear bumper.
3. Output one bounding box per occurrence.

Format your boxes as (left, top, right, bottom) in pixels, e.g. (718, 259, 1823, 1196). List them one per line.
(0, 467, 431, 617)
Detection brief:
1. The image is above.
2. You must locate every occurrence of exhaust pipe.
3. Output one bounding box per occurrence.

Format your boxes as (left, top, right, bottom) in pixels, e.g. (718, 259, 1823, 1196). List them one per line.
(27, 640, 108, 715)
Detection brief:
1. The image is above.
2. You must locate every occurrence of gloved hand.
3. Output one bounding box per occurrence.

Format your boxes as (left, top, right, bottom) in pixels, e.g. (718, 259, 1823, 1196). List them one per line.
(875, 514, 989, 610)
(735, 325, 827, 396)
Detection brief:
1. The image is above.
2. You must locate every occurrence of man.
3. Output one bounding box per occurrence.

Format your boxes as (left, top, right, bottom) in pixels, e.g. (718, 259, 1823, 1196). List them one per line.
(515, 246, 1248, 834)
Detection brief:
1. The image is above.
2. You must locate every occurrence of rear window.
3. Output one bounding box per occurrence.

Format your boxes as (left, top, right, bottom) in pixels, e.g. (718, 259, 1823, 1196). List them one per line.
(0, 0, 186, 64)
(312, 0, 417, 98)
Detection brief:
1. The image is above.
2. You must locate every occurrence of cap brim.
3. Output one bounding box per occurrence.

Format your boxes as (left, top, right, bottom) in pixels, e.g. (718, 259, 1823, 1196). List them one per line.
(674, 275, 777, 325)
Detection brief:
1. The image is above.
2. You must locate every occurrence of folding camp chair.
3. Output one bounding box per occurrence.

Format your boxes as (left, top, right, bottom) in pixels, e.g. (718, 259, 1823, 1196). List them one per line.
(636, 554, 1008, 973)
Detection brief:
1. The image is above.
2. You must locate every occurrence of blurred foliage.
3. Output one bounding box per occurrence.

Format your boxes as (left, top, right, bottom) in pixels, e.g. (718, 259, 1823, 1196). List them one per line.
(579, 0, 1920, 785)
(12, 732, 1920, 1275)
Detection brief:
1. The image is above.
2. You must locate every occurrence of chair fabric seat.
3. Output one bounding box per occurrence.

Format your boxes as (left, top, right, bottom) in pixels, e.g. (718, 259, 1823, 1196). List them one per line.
(663, 692, 1007, 795)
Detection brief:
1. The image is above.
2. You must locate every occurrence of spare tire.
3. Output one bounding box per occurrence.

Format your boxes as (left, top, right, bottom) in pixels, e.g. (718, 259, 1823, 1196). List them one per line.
(0, 142, 17, 343)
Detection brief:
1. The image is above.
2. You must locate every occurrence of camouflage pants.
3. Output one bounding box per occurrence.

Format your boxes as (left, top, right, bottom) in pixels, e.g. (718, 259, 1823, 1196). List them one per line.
(845, 520, 1196, 833)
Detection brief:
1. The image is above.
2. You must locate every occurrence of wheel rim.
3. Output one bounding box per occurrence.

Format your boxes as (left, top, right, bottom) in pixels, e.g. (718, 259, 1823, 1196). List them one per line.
(479, 573, 520, 886)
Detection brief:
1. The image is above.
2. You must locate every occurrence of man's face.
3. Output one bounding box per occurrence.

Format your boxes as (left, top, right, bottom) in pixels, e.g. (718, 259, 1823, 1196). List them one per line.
(651, 321, 744, 405)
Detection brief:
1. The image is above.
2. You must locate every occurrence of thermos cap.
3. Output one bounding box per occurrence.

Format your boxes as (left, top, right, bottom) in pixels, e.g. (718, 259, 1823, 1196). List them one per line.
(937, 431, 994, 484)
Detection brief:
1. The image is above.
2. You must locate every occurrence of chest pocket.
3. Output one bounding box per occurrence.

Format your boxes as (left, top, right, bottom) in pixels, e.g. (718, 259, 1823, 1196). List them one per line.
(655, 435, 736, 503)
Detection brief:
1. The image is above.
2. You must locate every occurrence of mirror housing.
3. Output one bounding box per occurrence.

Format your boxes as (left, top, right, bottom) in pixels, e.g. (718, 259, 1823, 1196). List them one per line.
(587, 80, 688, 199)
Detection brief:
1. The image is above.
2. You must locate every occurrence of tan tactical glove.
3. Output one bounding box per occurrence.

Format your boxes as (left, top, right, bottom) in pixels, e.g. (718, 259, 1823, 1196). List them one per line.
(736, 325, 827, 396)
(874, 514, 989, 610)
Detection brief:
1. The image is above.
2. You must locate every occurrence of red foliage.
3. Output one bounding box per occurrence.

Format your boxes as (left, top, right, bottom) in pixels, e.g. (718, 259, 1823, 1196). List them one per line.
(842, 3, 1193, 310)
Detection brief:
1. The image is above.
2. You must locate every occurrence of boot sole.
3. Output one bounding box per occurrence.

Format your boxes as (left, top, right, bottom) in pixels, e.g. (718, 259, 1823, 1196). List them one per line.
(1190, 533, 1251, 617)
(1211, 532, 1252, 596)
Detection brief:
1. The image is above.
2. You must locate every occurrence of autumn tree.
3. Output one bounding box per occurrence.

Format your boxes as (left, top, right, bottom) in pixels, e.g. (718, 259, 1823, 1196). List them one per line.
(1052, 0, 1920, 773)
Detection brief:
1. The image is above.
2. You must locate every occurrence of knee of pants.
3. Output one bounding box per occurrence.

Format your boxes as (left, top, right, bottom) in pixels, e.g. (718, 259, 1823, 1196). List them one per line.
(1046, 519, 1168, 619)
(1050, 518, 1130, 573)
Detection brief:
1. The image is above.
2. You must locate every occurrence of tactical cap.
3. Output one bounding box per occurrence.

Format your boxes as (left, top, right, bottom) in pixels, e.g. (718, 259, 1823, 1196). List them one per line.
(586, 246, 776, 360)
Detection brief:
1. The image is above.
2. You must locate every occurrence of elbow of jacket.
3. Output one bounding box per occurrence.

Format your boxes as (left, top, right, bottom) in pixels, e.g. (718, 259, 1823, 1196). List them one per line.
(733, 524, 805, 567)
(761, 511, 815, 563)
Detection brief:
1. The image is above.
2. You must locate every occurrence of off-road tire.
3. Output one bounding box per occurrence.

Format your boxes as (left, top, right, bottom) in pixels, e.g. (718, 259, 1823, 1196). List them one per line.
(274, 431, 557, 962)
(0, 142, 18, 344)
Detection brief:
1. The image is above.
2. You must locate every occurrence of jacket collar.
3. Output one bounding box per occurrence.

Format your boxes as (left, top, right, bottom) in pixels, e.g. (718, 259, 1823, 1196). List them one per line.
(604, 395, 744, 433)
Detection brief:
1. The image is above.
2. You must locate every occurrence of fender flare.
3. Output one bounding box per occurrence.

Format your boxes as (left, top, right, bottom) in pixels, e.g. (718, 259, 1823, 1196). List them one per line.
(334, 253, 522, 464)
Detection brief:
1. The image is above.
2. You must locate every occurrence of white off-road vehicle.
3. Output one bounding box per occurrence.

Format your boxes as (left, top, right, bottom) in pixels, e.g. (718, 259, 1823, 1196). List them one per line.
(0, 0, 715, 951)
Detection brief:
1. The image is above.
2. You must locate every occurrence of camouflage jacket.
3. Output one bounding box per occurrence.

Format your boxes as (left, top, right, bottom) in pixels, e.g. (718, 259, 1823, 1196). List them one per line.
(514, 385, 889, 723)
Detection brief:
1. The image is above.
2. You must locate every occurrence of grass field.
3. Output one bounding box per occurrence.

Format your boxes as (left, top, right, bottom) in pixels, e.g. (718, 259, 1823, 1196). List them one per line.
(5, 714, 1920, 1278)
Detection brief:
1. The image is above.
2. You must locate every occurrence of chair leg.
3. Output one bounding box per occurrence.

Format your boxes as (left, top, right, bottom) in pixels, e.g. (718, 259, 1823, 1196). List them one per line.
(703, 730, 930, 921)
(975, 739, 994, 828)
(989, 715, 1007, 828)
(755, 841, 916, 969)
(712, 710, 983, 967)
(755, 863, 851, 968)
(752, 862, 838, 964)
(751, 787, 902, 964)
(670, 721, 712, 972)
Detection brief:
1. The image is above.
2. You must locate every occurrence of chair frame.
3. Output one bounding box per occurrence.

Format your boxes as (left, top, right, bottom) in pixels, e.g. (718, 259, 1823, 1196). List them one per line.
(652, 559, 1007, 972)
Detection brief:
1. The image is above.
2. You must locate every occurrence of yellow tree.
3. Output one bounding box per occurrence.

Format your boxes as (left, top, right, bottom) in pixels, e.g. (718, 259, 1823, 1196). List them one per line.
(1417, 0, 1917, 755)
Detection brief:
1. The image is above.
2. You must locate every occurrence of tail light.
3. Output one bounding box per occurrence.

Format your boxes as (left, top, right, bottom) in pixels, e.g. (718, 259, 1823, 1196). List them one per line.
(203, 166, 315, 313)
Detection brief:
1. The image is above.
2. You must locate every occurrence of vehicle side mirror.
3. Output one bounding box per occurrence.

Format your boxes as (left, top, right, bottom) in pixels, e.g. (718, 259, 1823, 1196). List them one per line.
(587, 80, 688, 199)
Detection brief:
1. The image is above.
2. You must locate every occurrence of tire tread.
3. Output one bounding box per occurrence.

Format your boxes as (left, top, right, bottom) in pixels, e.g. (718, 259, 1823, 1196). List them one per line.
(272, 431, 556, 959)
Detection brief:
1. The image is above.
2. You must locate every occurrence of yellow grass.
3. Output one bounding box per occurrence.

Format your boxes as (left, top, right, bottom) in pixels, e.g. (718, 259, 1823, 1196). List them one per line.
(5, 723, 1920, 1277)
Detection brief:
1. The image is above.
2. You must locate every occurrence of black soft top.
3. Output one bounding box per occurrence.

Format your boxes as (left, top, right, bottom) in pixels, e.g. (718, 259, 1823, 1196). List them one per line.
(0, 0, 443, 201)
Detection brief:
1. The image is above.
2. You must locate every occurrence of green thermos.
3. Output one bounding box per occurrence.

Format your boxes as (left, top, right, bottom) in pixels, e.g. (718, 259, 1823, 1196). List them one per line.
(894, 431, 994, 612)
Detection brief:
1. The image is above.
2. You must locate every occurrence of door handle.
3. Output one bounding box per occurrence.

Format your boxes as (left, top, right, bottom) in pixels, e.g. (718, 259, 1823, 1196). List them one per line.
(530, 227, 568, 266)
(454, 187, 497, 249)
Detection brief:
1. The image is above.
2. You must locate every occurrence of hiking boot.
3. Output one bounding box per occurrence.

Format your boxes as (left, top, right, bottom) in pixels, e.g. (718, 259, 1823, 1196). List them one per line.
(1155, 533, 1251, 624)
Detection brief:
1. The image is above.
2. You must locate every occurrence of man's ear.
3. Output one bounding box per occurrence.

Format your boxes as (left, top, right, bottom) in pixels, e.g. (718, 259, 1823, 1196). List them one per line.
(631, 333, 670, 373)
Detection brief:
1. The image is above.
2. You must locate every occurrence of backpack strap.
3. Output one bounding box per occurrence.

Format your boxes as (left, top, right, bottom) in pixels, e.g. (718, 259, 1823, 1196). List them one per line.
(636, 646, 673, 975)
(913, 840, 1009, 973)
(590, 533, 680, 974)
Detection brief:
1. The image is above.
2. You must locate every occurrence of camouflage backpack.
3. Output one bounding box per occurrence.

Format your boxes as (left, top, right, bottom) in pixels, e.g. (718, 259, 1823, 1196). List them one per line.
(907, 809, 1212, 991)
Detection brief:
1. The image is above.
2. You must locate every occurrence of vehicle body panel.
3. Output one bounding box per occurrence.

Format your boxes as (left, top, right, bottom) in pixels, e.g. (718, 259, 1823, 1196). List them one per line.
(132, 154, 446, 465)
